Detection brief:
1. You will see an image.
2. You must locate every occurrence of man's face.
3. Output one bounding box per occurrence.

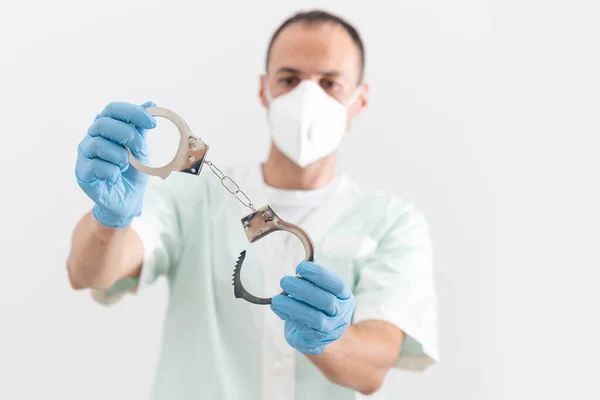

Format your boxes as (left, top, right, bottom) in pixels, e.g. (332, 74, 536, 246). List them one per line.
(260, 22, 368, 128)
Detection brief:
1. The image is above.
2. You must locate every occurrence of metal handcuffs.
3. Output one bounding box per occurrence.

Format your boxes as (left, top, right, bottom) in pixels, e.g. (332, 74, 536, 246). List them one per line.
(128, 106, 315, 305)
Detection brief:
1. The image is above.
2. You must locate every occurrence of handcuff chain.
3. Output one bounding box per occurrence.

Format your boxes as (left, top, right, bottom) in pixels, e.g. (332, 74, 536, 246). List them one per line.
(205, 161, 256, 212)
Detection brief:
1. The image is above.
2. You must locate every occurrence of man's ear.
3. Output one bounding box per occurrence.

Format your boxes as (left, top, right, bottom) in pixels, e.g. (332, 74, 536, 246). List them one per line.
(358, 83, 369, 110)
(259, 75, 269, 108)
(351, 83, 370, 118)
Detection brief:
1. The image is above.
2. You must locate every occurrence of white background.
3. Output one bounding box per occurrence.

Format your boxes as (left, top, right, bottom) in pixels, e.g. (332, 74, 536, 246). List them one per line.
(1, 0, 599, 399)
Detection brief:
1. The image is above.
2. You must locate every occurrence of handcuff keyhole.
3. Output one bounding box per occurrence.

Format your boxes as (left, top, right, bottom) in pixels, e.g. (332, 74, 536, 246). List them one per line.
(262, 212, 274, 222)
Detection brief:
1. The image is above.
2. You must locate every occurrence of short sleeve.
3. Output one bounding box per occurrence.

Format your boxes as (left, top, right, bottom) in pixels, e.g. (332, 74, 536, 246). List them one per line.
(91, 178, 183, 306)
(352, 199, 439, 371)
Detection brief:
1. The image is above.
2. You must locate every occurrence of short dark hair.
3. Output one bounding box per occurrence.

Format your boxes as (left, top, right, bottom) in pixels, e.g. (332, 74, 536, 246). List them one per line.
(265, 10, 365, 82)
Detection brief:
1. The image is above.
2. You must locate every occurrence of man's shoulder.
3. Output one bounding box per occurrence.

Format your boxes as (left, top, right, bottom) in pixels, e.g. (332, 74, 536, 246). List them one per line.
(350, 185, 429, 232)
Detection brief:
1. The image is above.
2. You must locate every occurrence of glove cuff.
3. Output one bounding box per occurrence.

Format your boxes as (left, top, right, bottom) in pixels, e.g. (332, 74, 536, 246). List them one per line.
(92, 205, 135, 229)
(301, 346, 326, 355)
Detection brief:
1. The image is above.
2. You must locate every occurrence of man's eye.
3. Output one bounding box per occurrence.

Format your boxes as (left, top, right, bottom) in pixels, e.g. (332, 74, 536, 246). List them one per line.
(320, 79, 337, 90)
(281, 77, 299, 86)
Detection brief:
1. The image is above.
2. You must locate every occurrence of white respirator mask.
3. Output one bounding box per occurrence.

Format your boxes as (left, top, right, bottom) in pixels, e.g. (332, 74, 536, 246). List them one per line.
(265, 79, 362, 168)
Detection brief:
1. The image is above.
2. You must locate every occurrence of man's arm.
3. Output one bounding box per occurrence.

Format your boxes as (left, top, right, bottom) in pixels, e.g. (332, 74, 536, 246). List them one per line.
(66, 211, 143, 291)
(307, 320, 404, 395)
(273, 202, 438, 392)
(271, 262, 406, 395)
(69, 101, 159, 291)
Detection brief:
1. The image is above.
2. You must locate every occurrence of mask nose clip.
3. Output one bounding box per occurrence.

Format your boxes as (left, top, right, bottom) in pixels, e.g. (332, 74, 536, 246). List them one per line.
(232, 205, 315, 305)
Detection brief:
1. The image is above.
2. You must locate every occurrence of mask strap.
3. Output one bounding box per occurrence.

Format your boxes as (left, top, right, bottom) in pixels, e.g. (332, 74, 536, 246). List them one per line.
(264, 75, 273, 103)
(346, 85, 363, 107)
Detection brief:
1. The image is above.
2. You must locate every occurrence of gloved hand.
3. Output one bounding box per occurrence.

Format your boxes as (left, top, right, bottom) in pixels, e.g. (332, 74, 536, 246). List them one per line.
(270, 261, 356, 355)
(75, 101, 157, 228)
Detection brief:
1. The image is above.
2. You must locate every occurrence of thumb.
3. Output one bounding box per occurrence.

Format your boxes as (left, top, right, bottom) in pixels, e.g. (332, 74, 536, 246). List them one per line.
(141, 101, 156, 108)
(127, 101, 155, 163)
(135, 101, 157, 139)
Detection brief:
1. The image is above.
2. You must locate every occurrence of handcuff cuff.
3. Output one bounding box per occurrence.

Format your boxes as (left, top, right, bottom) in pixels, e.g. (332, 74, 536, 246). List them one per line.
(127, 106, 315, 305)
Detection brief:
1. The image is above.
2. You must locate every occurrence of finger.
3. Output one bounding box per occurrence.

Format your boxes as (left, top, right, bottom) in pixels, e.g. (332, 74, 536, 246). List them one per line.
(88, 117, 138, 145)
(288, 320, 345, 344)
(127, 124, 149, 160)
(286, 320, 327, 341)
(84, 158, 121, 182)
(271, 294, 336, 332)
(97, 102, 156, 129)
(78, 135, 129, 171)
(270, 303, 288, 321)
(75, 155, 96, 183)
(141, 101, 156, 108)
(87, 117, 148, 156)
(296, 262, 351, 299)
(280, 276, 340, 316)
(284, 321, 325, 355)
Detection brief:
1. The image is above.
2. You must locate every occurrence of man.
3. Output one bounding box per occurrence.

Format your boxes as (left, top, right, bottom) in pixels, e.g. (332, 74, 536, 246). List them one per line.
(67, 10, 438, 400)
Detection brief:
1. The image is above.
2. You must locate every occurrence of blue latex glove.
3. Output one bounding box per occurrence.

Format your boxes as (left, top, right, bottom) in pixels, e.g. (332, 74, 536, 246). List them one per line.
(270, 261, 356, 355)
(75, 101, 156, 228)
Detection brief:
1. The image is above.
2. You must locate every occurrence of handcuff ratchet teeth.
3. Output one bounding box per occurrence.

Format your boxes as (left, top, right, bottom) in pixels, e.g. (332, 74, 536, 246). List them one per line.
(127, 106, 315, 305)
(233, 205, 315, 304)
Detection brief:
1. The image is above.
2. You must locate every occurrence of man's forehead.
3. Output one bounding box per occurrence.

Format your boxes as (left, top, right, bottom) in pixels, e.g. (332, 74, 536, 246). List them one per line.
(268, 22, 361, 78)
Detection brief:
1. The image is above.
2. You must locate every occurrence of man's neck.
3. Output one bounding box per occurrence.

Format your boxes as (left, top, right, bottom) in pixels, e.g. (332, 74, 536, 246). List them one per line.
(262, 144, 337, 190)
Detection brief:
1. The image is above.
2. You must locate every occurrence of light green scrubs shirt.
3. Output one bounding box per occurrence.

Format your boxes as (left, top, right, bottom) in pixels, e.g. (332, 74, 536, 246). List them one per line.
(93, 164, 439, 400)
